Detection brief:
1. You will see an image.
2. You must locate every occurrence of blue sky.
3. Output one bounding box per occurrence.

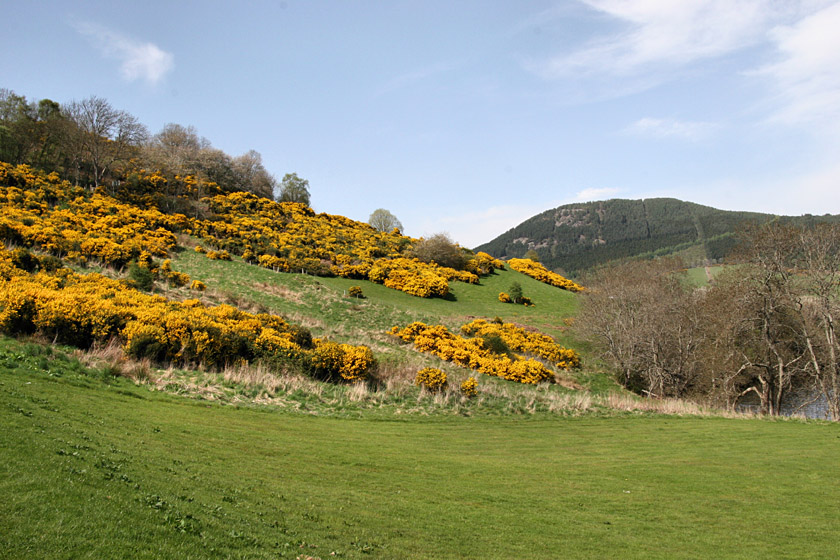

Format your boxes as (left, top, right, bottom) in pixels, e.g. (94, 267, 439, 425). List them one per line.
(3, 1, 840, 247)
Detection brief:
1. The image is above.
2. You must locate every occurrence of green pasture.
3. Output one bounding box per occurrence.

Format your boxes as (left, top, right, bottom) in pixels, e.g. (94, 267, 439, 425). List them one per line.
(171, 249, 581, 342)
(2, 338, 837, 559)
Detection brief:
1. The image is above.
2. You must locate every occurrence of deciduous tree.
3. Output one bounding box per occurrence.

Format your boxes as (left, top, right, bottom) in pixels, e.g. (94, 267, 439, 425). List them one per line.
(277, 172, 310, 206)
(368, 208, 403, 233)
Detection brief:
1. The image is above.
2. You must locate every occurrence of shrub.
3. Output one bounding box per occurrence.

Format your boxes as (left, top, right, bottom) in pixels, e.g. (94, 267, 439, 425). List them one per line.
(206, 250, 231, 261)
(308, 340, 374, 382)
(348, 285, 364, 298)
(415, 367, 447, 393)
(481, 333, 511, 356)
(392, 322, 555, 384)
(461, 318, 581, 370)
(10, 248, 38, 272)
(509, 282, 523, 303)
(128, 262, 155, 291)
(508, 258, 583, 292)
(498, 292, 511, 303)
(411, 233, 467, 270)
(189, 280, 206, 291)
(460, 376, 478, 398)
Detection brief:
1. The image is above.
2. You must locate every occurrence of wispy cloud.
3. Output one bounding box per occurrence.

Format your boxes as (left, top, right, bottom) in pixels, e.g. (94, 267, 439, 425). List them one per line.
(575, 187, 620, 201)
(623, 117, 719, 140)
(74, 22, 174, 86)
(753, 2, 840, 131)
(533, 0, 780, 79)
(374, 60, 465, 97)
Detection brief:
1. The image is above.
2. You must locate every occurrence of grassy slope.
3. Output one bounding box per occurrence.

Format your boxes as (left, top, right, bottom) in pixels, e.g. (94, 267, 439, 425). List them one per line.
(173, 249, 580, 335)
(2, 341, 838, 559)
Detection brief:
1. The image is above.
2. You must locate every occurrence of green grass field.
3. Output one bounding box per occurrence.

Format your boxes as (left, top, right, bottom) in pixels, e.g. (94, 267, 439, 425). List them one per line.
(171, 248, 580, 341)
(2, 337, 838, 559)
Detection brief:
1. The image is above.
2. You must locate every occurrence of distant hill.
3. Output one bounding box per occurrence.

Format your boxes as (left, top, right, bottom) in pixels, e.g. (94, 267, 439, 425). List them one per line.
(475, 198, 840, 275)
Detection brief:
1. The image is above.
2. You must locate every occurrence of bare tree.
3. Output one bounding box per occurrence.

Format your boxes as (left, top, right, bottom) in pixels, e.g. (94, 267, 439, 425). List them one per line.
(796, 224, 840, 419)
(64, 96, 148, 187)
(729, 224, 810, 415)
(231, 150, 276, 199)
(576, 257, 704, 397)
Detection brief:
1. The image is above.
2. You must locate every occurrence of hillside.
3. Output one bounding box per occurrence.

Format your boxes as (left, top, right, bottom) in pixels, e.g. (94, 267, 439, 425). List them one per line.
(475, 198, 840, 275)
(0, 161, 593, 396)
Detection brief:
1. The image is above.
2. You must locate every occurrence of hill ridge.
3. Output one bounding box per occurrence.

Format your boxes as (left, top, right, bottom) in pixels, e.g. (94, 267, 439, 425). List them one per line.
(475, 197, 840, 274)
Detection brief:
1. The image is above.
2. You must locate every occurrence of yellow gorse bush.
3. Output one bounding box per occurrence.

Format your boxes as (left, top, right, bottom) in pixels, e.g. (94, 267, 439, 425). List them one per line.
(0, 162, 500, 301)
(0, 163, 186, 273)
(460, 318, 581, 370)
(391, 322, 555, 385)
(460, 376, 478, 397)
(415, 367, 448, 392)
(507, 258, 584, 292)
(0, 248, 374, 381)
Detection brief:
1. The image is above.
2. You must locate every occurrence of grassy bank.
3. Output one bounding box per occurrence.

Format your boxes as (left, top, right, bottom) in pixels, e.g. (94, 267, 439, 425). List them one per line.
(2, 338, 838, 559)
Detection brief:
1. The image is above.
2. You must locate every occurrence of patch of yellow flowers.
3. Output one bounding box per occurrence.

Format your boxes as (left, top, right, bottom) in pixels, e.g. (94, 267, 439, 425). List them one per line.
(460, 318, 580, 370)
(508, 258, 584, 292)
(0, 248, 374, 381)
(391, 321, 555, 385)
(415, 367, 448, 392)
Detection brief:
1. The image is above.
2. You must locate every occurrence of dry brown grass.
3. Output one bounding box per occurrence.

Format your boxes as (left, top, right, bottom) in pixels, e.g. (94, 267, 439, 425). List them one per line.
(596, 392, 752, 418)
(254, 281, 305, 304)
(76, 338, 153, 383)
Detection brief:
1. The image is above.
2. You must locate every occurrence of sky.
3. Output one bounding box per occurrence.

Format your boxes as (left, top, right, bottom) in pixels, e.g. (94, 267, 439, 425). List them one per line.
(3, 1, 840, 248)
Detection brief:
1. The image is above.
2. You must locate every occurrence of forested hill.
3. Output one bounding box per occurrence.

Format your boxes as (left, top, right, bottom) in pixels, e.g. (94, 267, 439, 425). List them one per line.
(475, 198, 840, 275)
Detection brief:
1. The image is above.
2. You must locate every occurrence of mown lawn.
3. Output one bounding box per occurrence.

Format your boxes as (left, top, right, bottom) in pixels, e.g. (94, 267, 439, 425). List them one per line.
(2, 339, 838, 559)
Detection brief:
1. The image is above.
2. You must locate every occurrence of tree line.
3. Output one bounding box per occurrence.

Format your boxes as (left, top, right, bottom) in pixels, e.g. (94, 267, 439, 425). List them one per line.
(0, 89, 309, 207)
(576, 222, 840, 420)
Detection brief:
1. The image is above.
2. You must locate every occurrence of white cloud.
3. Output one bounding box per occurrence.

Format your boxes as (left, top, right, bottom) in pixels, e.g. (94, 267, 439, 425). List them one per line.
(536, 0, 780, 79)
(575, 187, 621, 201)
(753, 2, 840, 131)
(623, 117, 719, 140)
(421, 203, 553, 248)
(75, 22, 174, 86)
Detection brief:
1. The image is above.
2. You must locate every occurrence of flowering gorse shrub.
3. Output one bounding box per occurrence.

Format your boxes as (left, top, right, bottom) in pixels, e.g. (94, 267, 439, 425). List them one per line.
(460, 376, 478, 398)
(189, 280, 206, 291)
(205, 250, 231, 261)
(415, 367, 448, 392)
(498, 292, 512, 303)
(507, 258, 583, 292)
(391, 322, 554, 385)
(0, 247, 374, 381)
(0, 163, 187, 277)
(461, 318, 581, 370)
(468, 252, 506, 275)
(0, 161, 503, 302)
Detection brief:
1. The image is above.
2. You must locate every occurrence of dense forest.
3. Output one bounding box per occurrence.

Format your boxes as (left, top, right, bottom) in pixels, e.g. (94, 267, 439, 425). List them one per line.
(476, 198, 840, 274)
